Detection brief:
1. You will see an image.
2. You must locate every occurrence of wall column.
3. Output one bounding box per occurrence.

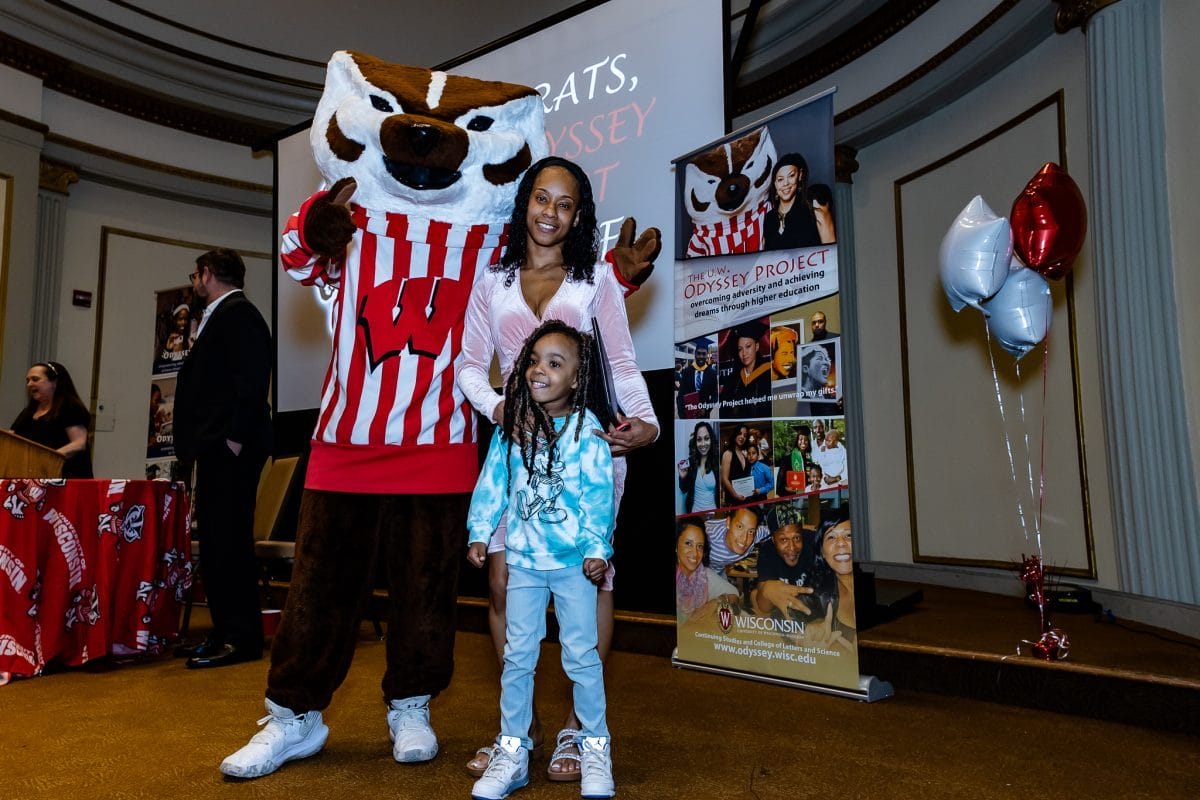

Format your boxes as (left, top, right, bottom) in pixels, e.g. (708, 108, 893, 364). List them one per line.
(1061, 0, 1200, 602)
(834, 144, 869, 561)
(31, 159, 78, 363)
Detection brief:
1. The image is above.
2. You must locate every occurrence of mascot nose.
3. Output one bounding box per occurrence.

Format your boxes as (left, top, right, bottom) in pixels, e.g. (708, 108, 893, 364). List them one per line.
(406, 124, 441, 156)
(716, 175, 750, 211)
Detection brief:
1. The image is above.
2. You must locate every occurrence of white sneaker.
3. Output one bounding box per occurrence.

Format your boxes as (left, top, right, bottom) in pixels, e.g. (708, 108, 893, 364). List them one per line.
(220, 698, 329, 779)
(387, 695, 438, 763)
(579, 736, 615, 799)
(471, 736, 529, 800)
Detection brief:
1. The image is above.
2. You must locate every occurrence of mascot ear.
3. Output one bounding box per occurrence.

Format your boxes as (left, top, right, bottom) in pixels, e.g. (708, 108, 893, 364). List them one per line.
(312, 51, 368, 167)
(325, 51, 363, 94)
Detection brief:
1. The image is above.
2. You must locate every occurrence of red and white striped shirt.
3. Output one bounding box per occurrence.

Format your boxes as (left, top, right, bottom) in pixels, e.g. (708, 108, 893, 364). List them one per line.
(685, 200, 769, 258)
(282, 190, 508, 494)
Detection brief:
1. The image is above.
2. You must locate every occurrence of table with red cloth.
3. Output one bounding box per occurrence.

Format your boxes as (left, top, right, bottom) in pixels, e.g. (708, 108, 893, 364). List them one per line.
(0, 478, 192, 679)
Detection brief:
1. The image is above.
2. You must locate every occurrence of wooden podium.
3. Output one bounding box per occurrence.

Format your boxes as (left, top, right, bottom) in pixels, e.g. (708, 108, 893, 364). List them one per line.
(0, 429, 65, 478)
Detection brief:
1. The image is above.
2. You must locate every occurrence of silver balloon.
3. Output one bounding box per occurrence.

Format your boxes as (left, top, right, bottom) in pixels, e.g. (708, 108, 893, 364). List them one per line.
(939, 196, 1014, 312)
(980, 261, 1052, 359)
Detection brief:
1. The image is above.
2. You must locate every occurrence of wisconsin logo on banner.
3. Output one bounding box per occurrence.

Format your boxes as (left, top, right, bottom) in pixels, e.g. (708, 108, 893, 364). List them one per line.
(671, 90, 862, 693)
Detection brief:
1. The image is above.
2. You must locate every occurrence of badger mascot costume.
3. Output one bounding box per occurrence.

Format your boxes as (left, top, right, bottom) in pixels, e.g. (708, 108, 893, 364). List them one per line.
(683, 125, 776, 257)
(221, 51, 655, 779)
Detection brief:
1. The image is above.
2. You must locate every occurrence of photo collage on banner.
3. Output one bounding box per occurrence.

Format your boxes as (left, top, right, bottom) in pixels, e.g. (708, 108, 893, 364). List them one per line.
(672, 90, 859, 691)
(146, 286, 199, 481)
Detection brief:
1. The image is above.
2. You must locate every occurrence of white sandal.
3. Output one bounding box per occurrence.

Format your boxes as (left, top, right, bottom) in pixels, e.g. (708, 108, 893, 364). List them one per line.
(546, 727, 582, 782)
(465, 744, 495, 778)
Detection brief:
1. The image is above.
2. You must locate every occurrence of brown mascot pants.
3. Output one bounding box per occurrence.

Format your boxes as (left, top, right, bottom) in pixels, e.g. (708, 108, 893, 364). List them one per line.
(266, 489, 468, 712)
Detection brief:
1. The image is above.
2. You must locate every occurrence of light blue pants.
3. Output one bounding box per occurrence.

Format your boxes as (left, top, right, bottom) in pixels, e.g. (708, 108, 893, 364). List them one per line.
(500, 563, 609, 749)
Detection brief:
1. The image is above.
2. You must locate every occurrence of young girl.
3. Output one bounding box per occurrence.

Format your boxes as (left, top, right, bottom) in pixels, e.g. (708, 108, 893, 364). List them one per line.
(458, 155, 657, 781)
(466, 320, 616, 800)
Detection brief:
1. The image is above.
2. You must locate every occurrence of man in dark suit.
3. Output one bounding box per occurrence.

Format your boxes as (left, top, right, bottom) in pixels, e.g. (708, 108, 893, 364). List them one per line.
(676, 344, 717, 418)
(174, 248, 272, 669)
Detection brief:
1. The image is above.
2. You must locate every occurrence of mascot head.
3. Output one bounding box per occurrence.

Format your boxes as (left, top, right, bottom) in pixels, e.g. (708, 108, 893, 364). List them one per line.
(683, 126, 776, 227)
(311, 51, 549, 225)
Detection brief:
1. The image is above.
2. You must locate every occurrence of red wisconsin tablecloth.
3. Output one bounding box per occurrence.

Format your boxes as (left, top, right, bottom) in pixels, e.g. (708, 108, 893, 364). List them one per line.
(0, 478, 191, 678)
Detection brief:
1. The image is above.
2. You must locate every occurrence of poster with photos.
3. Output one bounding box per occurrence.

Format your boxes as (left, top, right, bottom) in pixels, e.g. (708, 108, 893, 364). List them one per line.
(672, 89, 858, 691)
(146, 374, 177, 460)
(152, 286, 200, 376)
(147, 287, 195, 478)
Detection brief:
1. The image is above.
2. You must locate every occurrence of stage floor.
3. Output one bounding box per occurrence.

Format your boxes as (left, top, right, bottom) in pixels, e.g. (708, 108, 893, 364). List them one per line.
(3, 610, 1198, 800)
(589, 578, 1200, 732)
(860, 580, 1200, 684)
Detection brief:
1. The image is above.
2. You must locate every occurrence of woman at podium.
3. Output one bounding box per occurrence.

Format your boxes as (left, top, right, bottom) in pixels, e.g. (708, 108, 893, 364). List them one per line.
(9, 361, 93, 478)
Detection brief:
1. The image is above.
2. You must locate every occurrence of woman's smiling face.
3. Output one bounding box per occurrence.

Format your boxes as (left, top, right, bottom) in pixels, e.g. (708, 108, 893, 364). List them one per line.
(774, 164, 799, 203)
(525, 166, 580, 249)
(677, 524, 705, 574)
(822, 520, 853, 575)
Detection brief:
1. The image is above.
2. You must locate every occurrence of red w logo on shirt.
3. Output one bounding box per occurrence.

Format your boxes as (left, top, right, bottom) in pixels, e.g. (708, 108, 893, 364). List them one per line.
(357, 275, 470, 369)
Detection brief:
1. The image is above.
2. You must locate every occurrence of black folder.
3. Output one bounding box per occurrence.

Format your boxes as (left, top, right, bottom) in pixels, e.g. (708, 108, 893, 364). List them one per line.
(588, 317, 625, 430)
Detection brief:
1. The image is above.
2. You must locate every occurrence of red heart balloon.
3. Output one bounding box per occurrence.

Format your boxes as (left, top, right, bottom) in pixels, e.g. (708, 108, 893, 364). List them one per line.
(1010, 163, 1087, 280)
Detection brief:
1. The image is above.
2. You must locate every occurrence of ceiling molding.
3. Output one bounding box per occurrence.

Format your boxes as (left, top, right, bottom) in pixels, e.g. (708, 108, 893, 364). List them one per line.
(833, 0, 1052, 148)
(0, 106, 49, 136)
(0, 31, 283, 147)
(89, 0, 326, 68)
(44, 133, 271, 193)
(0, 1, 1057, 163)
(41, 133, 274, 215)
(733, 0, 939, 116)
(837, 0, 1023, 124)
(41, 0, 322, 90)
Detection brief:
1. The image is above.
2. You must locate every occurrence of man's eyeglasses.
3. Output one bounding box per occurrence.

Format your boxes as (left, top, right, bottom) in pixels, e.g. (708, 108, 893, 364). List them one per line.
(188, 270, 200, 282)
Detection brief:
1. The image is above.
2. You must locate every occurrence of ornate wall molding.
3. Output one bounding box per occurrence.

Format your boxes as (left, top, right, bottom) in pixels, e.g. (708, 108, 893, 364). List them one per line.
(1054, 0, 1123, 33)
(38, 158, 79, 194)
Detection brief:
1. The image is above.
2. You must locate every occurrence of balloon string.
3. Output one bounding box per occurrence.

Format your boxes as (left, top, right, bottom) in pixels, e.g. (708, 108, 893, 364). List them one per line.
(984, 319, 1030, 545)
(1012, 360, 1041, 553)
(1036, 331, 1051, 557)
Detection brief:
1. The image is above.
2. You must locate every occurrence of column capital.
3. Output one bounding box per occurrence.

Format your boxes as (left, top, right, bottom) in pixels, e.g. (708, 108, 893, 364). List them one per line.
(835, 144, 859, 184)
(39, 158, 79, 195)
(1054, 0, 1123, 34)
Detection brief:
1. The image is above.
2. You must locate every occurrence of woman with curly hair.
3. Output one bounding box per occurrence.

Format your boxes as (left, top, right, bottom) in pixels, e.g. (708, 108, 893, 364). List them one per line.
(457, 155, 657, 783)
(805, 517, 856, 651)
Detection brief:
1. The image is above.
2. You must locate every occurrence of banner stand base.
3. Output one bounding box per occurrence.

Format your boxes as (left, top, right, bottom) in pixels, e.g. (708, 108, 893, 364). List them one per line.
(672, 648, 894, 703)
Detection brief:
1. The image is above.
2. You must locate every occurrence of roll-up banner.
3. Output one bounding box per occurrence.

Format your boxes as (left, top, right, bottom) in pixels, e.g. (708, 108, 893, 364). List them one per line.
(671, 91, 863, 694)
(146, 287, 198, 482)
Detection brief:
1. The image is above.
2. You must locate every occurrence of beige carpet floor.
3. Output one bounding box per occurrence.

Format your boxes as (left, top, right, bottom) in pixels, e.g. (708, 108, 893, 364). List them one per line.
(2, 617, 1198, 800)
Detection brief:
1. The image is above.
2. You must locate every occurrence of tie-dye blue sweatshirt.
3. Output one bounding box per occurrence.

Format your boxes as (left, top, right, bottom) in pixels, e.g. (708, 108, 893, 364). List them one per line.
(468, 410, 614, 570)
